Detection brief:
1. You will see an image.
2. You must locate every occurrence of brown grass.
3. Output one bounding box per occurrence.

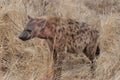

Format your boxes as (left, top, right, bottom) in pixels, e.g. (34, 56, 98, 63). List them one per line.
(0, 0, 120, 80)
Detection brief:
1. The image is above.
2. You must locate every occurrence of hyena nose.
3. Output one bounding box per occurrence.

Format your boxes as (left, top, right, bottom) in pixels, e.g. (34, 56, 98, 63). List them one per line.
(18, 31, 28, 41)
(19, 33, 24, 40)
(19, 34, 23, 40)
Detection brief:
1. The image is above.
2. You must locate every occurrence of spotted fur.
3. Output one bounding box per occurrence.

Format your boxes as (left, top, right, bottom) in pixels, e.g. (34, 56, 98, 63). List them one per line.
(19, 16, 100, 80)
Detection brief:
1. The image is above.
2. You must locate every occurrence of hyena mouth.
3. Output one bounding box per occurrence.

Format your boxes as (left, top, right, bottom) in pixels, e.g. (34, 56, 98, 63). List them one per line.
(19, 36, 31, 41)
(20, 37, 31, 41)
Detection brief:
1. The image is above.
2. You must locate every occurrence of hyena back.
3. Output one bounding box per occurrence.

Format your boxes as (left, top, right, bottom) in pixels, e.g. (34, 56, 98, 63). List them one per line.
(19, 16, 100, 80)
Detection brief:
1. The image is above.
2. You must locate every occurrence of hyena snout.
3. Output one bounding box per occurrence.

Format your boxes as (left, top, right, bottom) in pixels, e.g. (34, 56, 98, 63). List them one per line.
(19, 31, 31, 41)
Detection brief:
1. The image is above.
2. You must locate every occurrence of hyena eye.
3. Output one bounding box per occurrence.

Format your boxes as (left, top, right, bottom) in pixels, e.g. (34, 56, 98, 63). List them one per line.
(26, 30, 32, 33)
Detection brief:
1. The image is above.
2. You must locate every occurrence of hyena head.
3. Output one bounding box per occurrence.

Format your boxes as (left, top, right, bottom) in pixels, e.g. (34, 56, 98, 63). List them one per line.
(19, 16, 53, 41)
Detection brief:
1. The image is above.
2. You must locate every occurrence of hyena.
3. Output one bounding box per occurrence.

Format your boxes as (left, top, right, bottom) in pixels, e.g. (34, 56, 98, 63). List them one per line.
(19, 16, 100, 80)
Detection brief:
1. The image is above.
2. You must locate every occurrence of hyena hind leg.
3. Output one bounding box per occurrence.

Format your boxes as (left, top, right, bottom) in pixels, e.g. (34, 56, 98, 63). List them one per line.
(83, 45, 99, 77)
(91, 45, 100, 78)
(90, 45, 100, 77)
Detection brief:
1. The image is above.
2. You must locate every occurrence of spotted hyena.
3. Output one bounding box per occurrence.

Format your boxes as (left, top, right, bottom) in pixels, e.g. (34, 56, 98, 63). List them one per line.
(19, 16, 100, 80)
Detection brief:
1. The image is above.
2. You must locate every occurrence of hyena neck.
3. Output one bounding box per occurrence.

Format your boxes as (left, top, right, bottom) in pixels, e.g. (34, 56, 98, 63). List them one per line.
(38, 21, 55, 41)
(38, 16, 63, 43)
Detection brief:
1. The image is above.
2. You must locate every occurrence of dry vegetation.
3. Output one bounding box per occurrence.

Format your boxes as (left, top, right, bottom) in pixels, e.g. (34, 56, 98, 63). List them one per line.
(0, 0, 120, 80)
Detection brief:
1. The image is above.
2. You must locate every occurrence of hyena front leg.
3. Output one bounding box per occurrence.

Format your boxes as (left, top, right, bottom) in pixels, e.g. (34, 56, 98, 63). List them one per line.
(53, 49, 64, 80)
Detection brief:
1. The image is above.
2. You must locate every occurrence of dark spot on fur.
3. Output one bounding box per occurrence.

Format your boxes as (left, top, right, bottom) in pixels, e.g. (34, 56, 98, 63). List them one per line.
(58, 29, 61, 32)
(83, 46, 86, 54)
(66, 33, 69, 36)
(80, 29, 85, 34)
(77, 31, 80, 34)
(62, 27, 65, 30)
(68, 19, 74, 24)
(71, 34, 74, 39)
(1, 66, 8, 72)
(75, 21, 79, 24)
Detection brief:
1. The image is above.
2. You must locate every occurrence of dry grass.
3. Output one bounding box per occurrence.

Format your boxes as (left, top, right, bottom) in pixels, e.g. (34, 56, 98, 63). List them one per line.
(0, 0, 120, 80)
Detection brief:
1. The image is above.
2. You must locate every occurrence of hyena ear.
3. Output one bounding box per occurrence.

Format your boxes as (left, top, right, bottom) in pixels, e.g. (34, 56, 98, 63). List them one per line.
(28, 15, 33, 20)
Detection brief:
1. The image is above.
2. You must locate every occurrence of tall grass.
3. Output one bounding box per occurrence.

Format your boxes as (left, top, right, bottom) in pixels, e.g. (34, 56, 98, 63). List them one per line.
(0, 0, 120, 80)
